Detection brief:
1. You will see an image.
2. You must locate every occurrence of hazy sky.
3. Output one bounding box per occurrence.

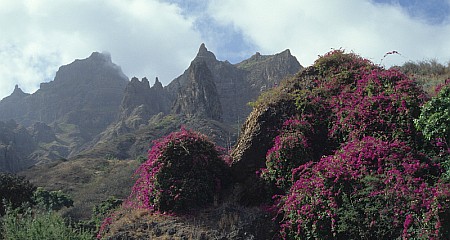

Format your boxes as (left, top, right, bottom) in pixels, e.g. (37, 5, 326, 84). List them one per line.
(0, 0, 449, 100)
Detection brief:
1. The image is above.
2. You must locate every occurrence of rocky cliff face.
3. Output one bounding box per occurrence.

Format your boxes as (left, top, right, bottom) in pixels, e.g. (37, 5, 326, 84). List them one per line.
(0, 52, 129, 164)
(0, 52, 128, 127)
(172, 60, 222, 121)
(118, 77, 171, 129)
(167, 44, 302, 124)
(0, 120, 37, 172)
(89, 44, 302, 160)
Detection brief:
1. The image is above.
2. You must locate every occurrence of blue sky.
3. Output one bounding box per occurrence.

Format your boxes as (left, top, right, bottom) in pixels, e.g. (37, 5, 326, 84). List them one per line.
(0, 0, 449, 99)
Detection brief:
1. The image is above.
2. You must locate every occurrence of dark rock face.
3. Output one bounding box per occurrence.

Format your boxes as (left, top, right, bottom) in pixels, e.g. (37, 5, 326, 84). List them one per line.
(0, 52, 128, 161)
(29, 122, 56, 143)
(167, 44, 302, 124)
(0, 52, 128, 127)
(230, 95, 298, 182)
(119, 77, 171, 128)
(172, 60, 222, 121)
(0, 120, 37, 172)
(0, 85, 30, 122)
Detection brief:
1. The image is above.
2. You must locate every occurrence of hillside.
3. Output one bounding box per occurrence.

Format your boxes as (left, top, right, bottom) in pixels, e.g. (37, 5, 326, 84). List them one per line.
(0, 52, 129, 171)
(4, 44, 302, 224)
(2, 48, 450, 239)
(99, 51, 450, 240)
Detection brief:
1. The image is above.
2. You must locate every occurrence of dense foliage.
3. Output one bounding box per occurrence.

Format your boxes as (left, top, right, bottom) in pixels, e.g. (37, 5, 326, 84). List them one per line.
(415, 83, 450, 182)
(280, 137, 447, 239)
(0, 173, 36, 215)
(1, 206, 92, 240)
(33, 187, 74, 211)
(258, 50, 450, 239)
(415, 83, 450, 145)
(0, 174, 87, 239)
(261, 118, 314, 191)
(129, 128, 230, 213)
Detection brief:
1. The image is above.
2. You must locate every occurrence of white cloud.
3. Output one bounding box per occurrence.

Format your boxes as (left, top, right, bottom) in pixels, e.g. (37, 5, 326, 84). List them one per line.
(208, 0, 450, 68)
(2, 0, 450, 100)
(0, 0, 202, 99)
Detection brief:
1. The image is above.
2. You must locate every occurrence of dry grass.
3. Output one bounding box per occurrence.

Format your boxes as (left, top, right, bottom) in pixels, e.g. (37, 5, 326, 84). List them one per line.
(20, 157, 140, 220)
(100, 198, 278, 240)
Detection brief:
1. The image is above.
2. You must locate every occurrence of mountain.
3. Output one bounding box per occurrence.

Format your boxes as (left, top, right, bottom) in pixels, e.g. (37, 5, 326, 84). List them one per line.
(0, 45, 301, 172)
(0, 120, 36, 172)
(166, 44, 302, 124)
(90, 44, 302, 160)
(7, 45, 302, 219)
(172, 59, 223, 121)
(0, 52, 128, 172)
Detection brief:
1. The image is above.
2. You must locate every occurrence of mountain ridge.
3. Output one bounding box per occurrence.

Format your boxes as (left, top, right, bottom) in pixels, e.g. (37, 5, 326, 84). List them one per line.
(0, 44, 301, 173)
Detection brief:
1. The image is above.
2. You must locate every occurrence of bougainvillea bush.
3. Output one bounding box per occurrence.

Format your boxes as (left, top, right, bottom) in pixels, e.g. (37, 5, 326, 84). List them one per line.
(329, 68, 428, 144)
(257, 50, 450, 239)
(261, 118, 314, 191)
(279, 137, 449, 239)
(129, 127, 230, 213)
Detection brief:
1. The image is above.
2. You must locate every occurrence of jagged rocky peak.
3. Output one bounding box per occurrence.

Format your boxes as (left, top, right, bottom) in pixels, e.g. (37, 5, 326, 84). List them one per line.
(173, 60, 222, 121)
(129, 77, 151, 90)
(4, 84, 29, 100)
(196, 43, 217, 61)
(153, 77, 163, 89)
(117, 76, 171, 126)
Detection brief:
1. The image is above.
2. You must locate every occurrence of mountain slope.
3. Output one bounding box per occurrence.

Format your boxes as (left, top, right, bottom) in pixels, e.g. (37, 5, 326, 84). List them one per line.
(0, 52, 128, 171)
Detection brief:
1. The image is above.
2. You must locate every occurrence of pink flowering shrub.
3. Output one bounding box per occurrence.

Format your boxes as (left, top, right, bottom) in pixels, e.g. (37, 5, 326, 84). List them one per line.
(258, 51, 450, 239)
(129, 128, 230, 213)
(330, 68, 428, 143)
(278, 137, 450, 239)
(261, 118, 314, 190)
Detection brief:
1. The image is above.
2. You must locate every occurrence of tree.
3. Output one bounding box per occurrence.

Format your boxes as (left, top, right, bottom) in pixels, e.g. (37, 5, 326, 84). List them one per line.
(0, 173, 35, 215)
(33, 187, 74, 211)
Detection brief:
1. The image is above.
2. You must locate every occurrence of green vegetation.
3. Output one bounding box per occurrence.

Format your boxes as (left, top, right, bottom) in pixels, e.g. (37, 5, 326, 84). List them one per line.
(1, 206, 92, 240)
(79, 196, 123, 233)
(0, 173, 94, 239)
(415, 84, 450, 143)
(0, 173, 35, 215)
(33, 187, 74, 211)
(252, 50, 450, 239)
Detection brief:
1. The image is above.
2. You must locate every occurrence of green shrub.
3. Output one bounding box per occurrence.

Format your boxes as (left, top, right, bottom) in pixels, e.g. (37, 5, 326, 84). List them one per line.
(1, 206, 92, 240)
(0, 173, 35, 215)
(415, 83, 450, 182)
(415, 84, 450, 144)
(33, 187, 74, 211)
(80, 196, 123, 232)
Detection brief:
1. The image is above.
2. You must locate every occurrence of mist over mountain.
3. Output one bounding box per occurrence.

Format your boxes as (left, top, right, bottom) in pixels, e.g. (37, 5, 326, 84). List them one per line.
(0, 44, 301, 174)
(0, 52, 129, 171)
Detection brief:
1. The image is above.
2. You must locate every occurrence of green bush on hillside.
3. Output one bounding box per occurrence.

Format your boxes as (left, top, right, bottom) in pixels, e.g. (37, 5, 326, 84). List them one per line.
(0, 173, 36, 215)
(33, 187, 74, 211)
(1, 205, 92, 240)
